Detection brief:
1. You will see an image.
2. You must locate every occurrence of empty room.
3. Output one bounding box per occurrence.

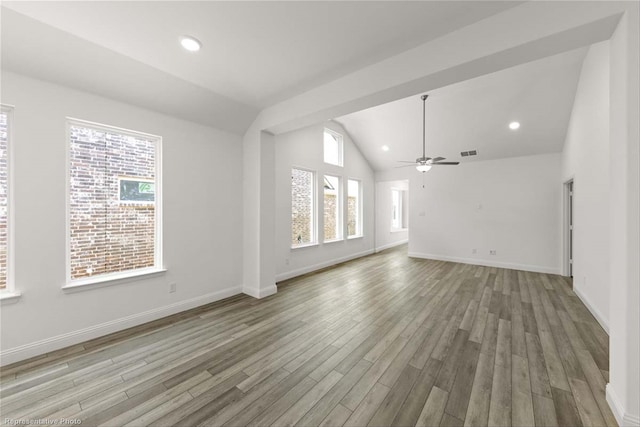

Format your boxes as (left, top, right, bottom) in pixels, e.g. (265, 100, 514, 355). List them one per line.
(0, 2, 638, 427)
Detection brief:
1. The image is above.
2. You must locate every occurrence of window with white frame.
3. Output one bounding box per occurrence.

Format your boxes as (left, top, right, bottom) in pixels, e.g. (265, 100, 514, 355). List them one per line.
(391, 188, 407, 230)
(291, 168, 316, 247)
(347, 179, 362, 238)
(0, 106, 12, 290)
(323, 128, 343, 167)
(324, 175, 342, 242)
(67, 119, 162, 284)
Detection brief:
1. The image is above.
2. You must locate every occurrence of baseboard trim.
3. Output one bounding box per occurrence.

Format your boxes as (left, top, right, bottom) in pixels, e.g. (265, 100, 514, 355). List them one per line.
(407, 252, 561, 275)
(276, 249, 375, 282)
(375, 239, 408, 253)
(607, 383, 640, 427)
(0, 285, 243, 366)
(573, 286, 609, 334)
(243, 284, 278, 299)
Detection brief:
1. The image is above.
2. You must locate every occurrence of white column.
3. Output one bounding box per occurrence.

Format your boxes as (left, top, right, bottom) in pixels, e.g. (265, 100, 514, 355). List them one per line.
(242, 128, 277, 298)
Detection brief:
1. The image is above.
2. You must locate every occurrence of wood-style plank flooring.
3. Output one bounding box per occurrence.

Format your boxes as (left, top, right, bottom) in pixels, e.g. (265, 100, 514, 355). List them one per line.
(0, 246, 616, 426)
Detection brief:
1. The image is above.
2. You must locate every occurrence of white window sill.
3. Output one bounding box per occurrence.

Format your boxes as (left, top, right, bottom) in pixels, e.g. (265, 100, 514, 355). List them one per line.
(0, 291, 22, 304)
(348, 235, 364, 240)
(323, 238, 344, 245)
(291, 243, 318, 250)
(324, 162, 343, 168)
(63, 268, 167, 292)
(390, 228, 408, 233)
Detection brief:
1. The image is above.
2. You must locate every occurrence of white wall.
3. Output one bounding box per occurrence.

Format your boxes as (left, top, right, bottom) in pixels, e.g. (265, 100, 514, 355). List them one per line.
(561, 41, 610, 330)
(242, 1, 628, 295)
(607, 5, 640, 426)
(274, 122, 375, 282)
(0, 72, 244, 364)
(408, 153, 562, 273)
(375, 180, 409, 251)
(236, 3, 637, 421)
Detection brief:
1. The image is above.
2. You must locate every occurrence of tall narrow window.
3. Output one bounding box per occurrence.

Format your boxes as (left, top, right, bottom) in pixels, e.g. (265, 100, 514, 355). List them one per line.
(324, 175, 342, 242)
(347, 179, 362, 238)
(0, 106, 12, 290)
(291, 168, 316, 247)
(323, 128, 343, 167)
(391, 189, 404, 230)
(67, 119, 162, 285)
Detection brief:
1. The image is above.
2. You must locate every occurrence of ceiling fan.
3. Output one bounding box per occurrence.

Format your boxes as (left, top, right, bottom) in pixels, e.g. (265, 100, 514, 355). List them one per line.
(397, 94, 459, 172)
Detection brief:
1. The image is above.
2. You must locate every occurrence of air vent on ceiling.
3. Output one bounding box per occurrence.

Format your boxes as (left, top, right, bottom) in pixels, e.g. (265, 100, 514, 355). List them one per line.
(460, 149, 478, 157)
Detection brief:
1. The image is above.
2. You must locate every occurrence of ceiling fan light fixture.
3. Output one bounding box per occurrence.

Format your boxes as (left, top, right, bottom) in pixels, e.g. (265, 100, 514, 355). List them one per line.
(416, 164, 432, 172)
(381, 145, 390, 152)
(509, 121, 520, 130)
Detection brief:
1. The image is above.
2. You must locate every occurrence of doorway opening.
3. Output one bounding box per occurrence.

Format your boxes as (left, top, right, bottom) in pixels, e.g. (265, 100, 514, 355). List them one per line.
(374, 180, 409, 252)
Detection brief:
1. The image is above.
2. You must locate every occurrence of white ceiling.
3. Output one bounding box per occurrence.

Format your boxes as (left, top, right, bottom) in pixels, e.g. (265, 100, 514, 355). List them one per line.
(2, 1, 517, 110)
(336, 47, 587, 171)
(0, 7, 258, 134)
(1, 0, 587, 158)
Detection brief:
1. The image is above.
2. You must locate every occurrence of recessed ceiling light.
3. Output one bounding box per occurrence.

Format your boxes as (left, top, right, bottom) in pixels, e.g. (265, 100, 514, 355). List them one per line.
(509, 121, 521, 130)
(381, 145, 390, 152)
(180, 36, 201, 52)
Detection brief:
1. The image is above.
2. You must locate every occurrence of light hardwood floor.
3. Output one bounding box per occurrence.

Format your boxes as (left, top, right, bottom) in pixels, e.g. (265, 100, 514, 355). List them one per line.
(0, 245, 616, 426)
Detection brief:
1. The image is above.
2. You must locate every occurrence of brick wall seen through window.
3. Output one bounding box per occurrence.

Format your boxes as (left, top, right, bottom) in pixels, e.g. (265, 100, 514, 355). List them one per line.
(347, 179, 361, 237)
(0, 111, 9, 289)
(323, 175, 341, 241)
(291, 168, 315, 246)
(69, 122, 160, 281)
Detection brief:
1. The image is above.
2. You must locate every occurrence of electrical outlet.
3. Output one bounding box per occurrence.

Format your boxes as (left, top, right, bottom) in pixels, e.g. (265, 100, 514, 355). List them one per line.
(169, 283, 177, 293)
(472, 249, 477, 254)
(490, 250, 497, 255)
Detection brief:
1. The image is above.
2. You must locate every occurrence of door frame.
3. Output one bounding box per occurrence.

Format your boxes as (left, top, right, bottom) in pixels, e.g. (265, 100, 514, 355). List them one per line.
(563, 178, 574, 277)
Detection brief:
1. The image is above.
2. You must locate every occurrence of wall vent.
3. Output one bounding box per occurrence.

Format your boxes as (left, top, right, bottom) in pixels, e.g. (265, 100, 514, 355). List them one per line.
(460, 149, 478, 157)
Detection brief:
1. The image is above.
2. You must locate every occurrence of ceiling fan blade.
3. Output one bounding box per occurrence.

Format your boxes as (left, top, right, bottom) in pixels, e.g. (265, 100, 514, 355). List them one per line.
(431, 162, 460, 165)
(394, 164, 417, 168)
(397, 160, 417, 163)
(431, 157, 445, 162)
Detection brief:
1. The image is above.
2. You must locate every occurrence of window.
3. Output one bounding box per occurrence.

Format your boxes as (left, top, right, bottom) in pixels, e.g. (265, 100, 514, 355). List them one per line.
(67, 119, 162, 285)
(323, 128, 343, 167)
(323, 175, 342, 242)
(291, 168, 316, 247)
(347, 179, 362, 238)
(0, 106, 12, 291)
(391, 188, 407, 230)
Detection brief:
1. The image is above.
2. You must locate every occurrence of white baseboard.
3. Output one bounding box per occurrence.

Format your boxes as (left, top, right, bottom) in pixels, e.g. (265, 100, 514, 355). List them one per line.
(375, 239, 408, 253)
(607, 383, 640, 427)
(407, 252, 561, 275)
(573, 286, 609, 334)
(0, 285, 243, 366)
(243, 284, 278, 299)
(276, 249, 375, 282)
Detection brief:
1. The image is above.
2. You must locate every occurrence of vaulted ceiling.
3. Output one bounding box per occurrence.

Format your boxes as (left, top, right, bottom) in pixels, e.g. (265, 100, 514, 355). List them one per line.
(2, 1, 587, 170)
(1, 1, 518, 134)
(336, 47, 587, 171)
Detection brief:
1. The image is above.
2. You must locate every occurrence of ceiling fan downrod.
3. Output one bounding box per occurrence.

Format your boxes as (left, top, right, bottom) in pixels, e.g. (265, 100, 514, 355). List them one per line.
(421, 94, 428, 161)
(394, 93, 459, 170)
